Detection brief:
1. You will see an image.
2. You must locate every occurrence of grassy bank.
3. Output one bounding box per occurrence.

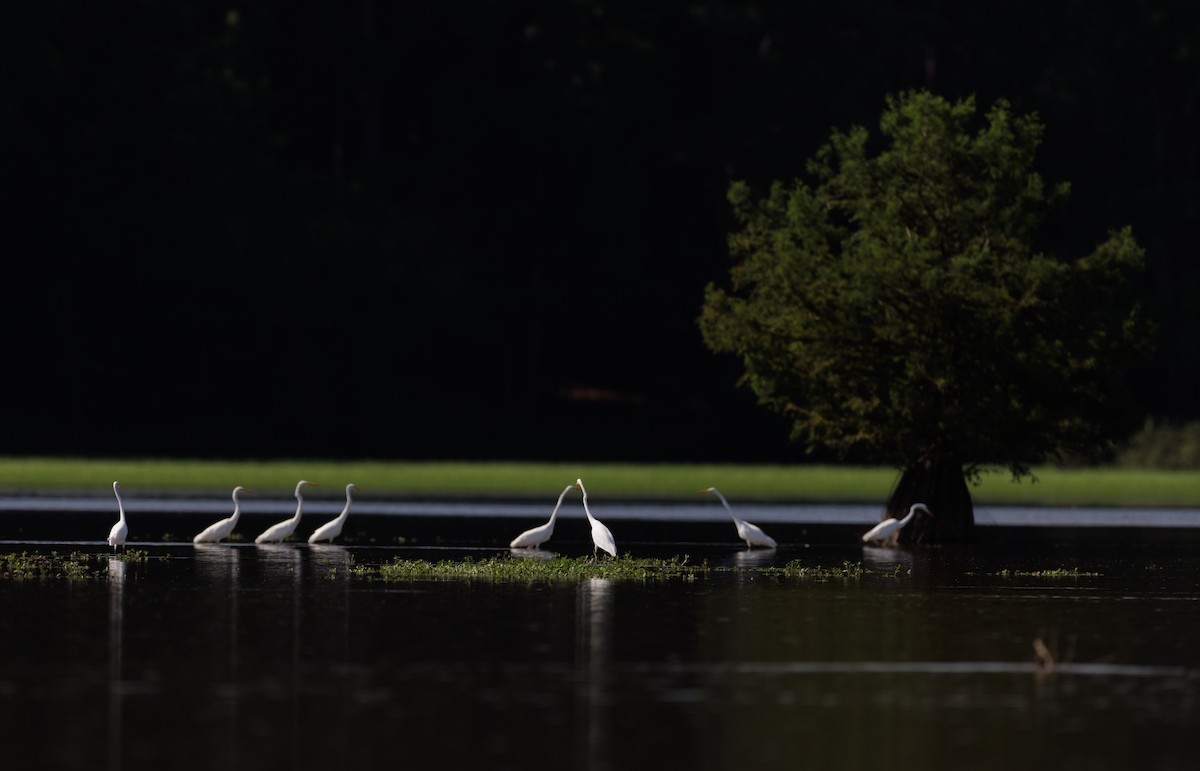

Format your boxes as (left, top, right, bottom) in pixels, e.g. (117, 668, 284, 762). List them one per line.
(0, 457, 1196, 507)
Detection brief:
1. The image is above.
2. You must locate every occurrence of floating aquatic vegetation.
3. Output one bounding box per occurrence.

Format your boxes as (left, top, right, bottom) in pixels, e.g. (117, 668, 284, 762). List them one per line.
(353, 555, 708, 583)
(0, 549, 155, 581)
(759, 560, 868, 580)
(1, 551, 97, 580)
(993, 567, 1100, 578)
(350, 555, 888, 584)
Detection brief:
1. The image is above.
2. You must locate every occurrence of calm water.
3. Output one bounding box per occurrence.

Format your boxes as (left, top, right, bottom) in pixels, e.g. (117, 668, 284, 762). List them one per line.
(2, 503, 1199, 769)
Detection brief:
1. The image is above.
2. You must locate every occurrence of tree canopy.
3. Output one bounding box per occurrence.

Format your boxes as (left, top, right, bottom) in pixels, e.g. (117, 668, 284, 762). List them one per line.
(700, 91, 1152, 483)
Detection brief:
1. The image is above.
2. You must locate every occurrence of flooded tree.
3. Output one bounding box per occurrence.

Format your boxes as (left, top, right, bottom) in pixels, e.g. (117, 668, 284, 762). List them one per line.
(699, 91, 1152, 543)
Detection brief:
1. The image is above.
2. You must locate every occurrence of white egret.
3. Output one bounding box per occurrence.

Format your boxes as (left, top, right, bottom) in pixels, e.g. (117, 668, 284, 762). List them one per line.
(193, 486, 253, 544)
(107, 480, 128, 551)
(701, 486, 777, 549)
(255, 480, 319, 544)
(861, 503, 932, 545)
(510, 483, 576, 549)
(576, 478, 617, 558)
(307, 483, 362, 544)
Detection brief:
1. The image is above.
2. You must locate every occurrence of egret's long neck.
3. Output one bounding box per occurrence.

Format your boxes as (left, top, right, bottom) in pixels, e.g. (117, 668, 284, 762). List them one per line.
(579, 491, 596, 524)
(336, 489, 354, 524)
(230, 491, 242, 524)
(713, 491, 739, 524)
(114, 489, 127, 524)
(292, 492, 305, 523)
(900, 507, 918, 526)
(549, 489, 573, 526)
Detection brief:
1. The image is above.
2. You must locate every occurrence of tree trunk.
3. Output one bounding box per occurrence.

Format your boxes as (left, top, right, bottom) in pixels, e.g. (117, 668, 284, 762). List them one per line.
(884, 458, 975, 544)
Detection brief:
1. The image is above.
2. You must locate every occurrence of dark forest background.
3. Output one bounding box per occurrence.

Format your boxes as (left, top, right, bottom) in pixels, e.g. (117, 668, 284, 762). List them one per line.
(3, 1, 1198, 462)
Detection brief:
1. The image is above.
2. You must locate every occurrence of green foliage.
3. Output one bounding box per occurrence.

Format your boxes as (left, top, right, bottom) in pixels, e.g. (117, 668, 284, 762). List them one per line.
(1118, 420, 1200, 469)
(700, 91, 1152, 480)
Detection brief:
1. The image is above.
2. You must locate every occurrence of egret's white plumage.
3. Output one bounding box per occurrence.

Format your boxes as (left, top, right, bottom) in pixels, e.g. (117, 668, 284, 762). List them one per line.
(193, 486, 252, 543)
(255, 480, 318, 544)
(308, 483, 361, 544)
(107, 480, 128, 551)
(576, 478, 617, 558)
(701, 487, 777, 549)
(510, 483, 576, 549)
(861, 503, 931, 545)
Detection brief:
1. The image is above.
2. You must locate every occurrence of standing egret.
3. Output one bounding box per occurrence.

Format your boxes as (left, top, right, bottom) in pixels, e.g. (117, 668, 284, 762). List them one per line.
(701, 487, 777, 549)
(576, 478, 617, 558)
(255, 480, 319, 544)
(308, 483, 362, 544)
(510, 483, 576, 549)
(193, 486, 253, 544)
(861, 503, 932, 545)
(107, 481, 128, 551)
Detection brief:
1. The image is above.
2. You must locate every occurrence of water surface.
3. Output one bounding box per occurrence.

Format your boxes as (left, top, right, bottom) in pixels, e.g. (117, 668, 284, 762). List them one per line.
(1, 504, 1199, 770)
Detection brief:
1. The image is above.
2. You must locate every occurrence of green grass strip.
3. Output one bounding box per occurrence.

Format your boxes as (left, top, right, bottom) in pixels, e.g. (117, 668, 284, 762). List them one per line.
(0, 457, 1196, 506)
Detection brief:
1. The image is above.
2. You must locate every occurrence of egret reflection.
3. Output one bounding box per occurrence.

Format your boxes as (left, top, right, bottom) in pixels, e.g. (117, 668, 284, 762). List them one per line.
(861, 545, 915, 573)
(107, 557, 125, 771)
(734, 546, 780, 568)
(577, 577, 614, 771)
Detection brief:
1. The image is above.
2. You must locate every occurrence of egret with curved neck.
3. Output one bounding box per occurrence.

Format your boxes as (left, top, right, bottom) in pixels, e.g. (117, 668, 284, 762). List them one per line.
(255, 480, 318, 544)
(510, 483, 576, 549)
(193, 486, 253, 543)
(701, 487, 777, 549)
(576, 478, 617, 558)
(308, 483, 362, 544)
(861, 503, 932, 546)
(107, 481, 128, 551)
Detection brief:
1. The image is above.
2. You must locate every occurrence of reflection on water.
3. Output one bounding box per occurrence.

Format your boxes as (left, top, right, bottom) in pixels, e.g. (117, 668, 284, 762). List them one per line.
(861, 544, 916, 573)
(192, 545, 241, 769)
(577, 578, 614, 771)
(107, 558, 124, 771)
(1, 542, 1199, 770)
(510, 546, 557, 561)
(733, 546, 779, 568)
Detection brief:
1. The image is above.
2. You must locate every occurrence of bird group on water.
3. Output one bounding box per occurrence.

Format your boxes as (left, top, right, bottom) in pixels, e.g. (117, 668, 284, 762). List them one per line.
(106, 479, 362, 550)
(105, 477, 931, 553)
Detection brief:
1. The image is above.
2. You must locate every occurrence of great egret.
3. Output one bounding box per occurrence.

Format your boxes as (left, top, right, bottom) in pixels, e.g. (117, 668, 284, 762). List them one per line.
(576, 478, 617, 558)
(861, 503, 932, 545)
(107, 480, 128, 551)
(510, 483, 576, 549)
(701, 487, 777, 549)
(255, 480, 318, 544)
(307, 483, 362, 544)
(193, 486, 253, 543)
